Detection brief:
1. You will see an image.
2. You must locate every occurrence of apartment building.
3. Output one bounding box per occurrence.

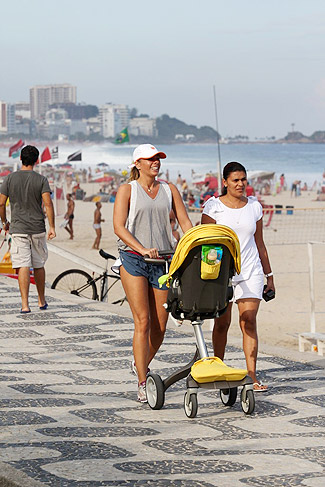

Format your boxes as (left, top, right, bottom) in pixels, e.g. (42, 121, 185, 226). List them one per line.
(0, 101, 7, 133)
(100, 103, 130, 138)
(30, 84, 77, 119)
(129, 117, 157, 137)
(0, 101, 16, 133)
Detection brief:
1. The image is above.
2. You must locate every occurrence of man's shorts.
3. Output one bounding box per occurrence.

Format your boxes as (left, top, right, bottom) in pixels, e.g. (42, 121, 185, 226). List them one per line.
(119, 250, 168, 290)
(232, 273, 264, 302)
(10, 233, 48, 269)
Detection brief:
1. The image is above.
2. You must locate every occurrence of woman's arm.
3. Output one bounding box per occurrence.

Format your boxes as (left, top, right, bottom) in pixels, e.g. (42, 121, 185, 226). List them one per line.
(201, 213, 216, 224)
(254, 218, 275, 293)
(169, 183, 192, 233)
(113, 184, 159, 258)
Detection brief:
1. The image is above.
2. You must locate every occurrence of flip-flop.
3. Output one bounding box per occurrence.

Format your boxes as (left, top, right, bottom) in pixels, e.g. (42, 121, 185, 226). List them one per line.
(39, 302, 48, 310)
(20, 309, 31, 314)
(253, 382, 268, 392)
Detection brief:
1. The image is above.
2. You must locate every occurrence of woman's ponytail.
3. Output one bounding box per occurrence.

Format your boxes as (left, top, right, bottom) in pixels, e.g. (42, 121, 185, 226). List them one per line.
(128, 166, 140, 181)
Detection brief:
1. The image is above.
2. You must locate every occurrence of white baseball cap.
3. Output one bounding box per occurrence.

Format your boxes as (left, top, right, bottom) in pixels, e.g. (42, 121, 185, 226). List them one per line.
(132, 144, 166, 163)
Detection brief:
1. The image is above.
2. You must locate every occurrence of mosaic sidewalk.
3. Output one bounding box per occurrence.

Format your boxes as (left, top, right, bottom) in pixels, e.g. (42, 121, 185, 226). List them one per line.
(0, 276, 324, 486)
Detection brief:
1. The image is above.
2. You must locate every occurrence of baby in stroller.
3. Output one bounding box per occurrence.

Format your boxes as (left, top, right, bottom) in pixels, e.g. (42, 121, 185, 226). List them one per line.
(146, 223, 255, 417)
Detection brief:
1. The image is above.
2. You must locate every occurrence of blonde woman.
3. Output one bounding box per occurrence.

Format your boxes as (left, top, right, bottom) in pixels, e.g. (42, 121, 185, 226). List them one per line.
(113, 144, 192, 402)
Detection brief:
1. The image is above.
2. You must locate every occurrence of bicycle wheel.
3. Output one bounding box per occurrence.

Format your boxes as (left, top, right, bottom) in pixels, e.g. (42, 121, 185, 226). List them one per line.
(51, 269, 98, 300)
(105, 275, 127, 305)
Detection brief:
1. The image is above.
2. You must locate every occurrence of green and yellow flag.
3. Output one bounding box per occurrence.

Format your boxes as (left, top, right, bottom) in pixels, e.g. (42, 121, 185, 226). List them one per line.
(115, 127, 129, 144)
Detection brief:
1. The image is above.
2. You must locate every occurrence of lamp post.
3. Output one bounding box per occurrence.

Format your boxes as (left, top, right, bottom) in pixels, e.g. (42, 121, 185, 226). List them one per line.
(213, 85, 222, 194)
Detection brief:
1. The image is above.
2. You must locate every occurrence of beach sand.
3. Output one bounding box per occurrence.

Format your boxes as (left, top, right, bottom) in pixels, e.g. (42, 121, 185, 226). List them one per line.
(2, 184, 325, 354)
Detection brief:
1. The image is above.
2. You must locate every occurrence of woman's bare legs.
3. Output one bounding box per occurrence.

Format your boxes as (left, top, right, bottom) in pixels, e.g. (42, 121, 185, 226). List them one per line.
(212, 303, 233, 359)
(120, 267, 150, 384)
(213, 299, 266, 389)
(148, 286, 169, 363)
(237, 298, 266, 388)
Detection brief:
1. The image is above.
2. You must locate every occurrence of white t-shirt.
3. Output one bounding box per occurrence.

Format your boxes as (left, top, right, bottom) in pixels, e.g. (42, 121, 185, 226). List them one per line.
(202, 196, 263, 281)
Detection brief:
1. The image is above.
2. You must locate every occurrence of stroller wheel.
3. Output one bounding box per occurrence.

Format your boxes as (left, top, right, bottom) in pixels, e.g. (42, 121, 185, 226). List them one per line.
(220, 386, 237, 407)
(146, 373, 165, 410)
(184, 391, 198, 418)
(240, 387, 255, 415)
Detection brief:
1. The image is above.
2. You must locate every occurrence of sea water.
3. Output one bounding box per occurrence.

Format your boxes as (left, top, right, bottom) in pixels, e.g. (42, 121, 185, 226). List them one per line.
(1, 142, 324, 187)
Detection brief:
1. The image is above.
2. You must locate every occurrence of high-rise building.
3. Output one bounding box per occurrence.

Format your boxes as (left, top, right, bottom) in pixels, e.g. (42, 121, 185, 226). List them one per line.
(99, 103, 129, 138)
(7, 104, 16, 134)
(15, 102, 31, 120)
(30, 84, 77, 120)
(0, 101, 7, 133)
(113, 104, 130, 129)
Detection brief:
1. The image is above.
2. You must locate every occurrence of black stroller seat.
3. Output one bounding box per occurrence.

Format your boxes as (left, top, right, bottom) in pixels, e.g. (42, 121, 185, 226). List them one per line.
(167, 243, 234, 322)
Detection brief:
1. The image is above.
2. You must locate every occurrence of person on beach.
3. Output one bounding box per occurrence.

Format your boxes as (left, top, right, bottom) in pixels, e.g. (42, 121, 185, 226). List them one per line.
(280, 173, 286, 191)
(64, 193, 75, 239)
(113, 144, 192, 403)
(291, 180, 301, 197)
(92, 202, 105, 249)
(0, 145, 56, 313)
(201, 161, 275, 392)
(245, 181, 255, 197)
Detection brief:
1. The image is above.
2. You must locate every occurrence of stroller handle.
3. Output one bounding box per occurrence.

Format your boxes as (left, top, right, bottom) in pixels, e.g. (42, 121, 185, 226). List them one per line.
(143, 249, 174, 265)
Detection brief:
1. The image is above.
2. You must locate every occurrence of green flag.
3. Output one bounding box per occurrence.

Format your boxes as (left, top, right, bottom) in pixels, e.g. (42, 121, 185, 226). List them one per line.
(115, 127, 129, 144)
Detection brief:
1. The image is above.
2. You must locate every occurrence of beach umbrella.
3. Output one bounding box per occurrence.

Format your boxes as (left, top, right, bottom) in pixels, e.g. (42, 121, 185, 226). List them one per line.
(192, 173, 206, 185)
(93, 176, 114, 183)
(56, 162, 73, 169)
(97, 162, 110, 168)
(204, 175, 218, 189)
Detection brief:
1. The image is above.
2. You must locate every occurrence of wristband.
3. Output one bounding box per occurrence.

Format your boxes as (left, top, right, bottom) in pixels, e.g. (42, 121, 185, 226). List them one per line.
(265, 272, 273, 278)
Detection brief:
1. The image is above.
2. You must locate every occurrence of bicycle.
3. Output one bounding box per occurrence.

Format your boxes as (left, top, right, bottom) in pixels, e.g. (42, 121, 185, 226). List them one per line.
(51, 249, 126, 305)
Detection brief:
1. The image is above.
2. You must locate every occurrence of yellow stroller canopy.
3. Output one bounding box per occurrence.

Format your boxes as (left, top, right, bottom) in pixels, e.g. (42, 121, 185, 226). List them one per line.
(159, 224, 241, 288)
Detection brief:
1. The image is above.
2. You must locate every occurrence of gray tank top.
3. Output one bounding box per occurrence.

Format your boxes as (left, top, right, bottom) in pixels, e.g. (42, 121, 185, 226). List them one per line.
(118, 180, 174, 252)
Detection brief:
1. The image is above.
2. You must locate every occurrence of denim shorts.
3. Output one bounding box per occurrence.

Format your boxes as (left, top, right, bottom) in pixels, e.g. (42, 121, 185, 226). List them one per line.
(119, 250, 168, 290)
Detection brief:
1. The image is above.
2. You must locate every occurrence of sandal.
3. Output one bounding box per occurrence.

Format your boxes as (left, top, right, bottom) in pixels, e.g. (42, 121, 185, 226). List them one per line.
(20, 309, 31, 314)
(253, 382, 268, 392)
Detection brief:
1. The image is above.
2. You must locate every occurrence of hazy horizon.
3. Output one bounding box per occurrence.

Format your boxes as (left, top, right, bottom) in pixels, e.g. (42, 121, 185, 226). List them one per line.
(1, 0, 324, 138)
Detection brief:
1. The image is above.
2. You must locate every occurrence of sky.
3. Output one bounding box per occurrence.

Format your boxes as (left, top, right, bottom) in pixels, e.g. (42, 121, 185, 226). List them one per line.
(1, 0, 324, 138)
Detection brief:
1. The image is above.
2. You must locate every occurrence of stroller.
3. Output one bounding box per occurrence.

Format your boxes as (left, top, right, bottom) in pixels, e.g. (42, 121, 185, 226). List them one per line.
(146, 224, 255, 418)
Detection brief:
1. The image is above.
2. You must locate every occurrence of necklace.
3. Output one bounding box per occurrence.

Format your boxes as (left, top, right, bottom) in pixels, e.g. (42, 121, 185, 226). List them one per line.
(234, 206, 245, 225)
(140, 182, 155, 193)
(222, 197, 246, 224)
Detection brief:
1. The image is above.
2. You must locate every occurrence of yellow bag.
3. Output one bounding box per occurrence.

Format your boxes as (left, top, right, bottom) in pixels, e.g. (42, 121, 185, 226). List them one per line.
(191, 357, 247, 383)
(201, 260, 221, 280)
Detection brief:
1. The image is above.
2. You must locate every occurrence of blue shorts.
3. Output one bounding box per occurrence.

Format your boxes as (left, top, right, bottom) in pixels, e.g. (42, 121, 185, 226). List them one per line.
(119, 250, 168, 290)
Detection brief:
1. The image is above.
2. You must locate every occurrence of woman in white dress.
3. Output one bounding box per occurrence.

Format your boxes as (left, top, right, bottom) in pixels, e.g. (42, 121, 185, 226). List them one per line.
(201, 161, 275, 391)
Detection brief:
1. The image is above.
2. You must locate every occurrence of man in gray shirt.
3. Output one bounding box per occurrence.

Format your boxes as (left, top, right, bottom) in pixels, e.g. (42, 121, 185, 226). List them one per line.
(0, 145, 56, 313)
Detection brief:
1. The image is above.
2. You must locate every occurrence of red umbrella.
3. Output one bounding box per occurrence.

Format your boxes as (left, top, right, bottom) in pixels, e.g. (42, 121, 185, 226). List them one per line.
(204, 175, 218, 189)
(0, 170, 11, 177)
(93, 176, 114, 183)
